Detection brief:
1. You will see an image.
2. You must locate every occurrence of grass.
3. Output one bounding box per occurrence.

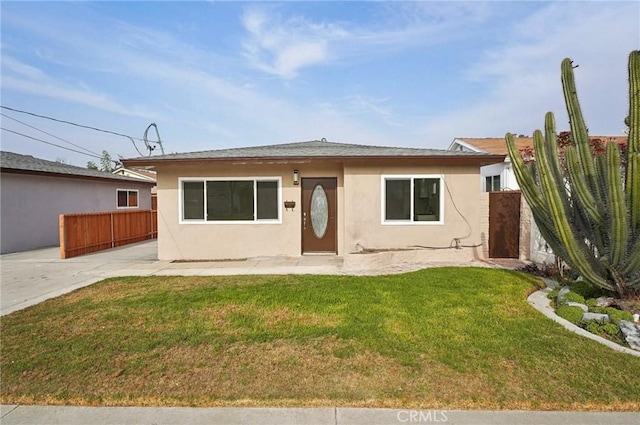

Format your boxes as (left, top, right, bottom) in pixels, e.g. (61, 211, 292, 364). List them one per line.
(1, 267, 639, 410)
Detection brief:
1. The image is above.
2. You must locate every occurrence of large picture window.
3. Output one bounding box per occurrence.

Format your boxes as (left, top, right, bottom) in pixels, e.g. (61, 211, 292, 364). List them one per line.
(180, 177, 281, 223)
(382, 175, 443, 224)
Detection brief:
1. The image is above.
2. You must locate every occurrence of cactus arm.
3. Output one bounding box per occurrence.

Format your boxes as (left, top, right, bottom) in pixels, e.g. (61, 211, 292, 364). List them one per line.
(543, 113, 575, 217)
(505, 132, 546, 211)
(627, 50, 640, 232)
(565, 147, 602, 224)
(533, 130, 612, 290)
(622, 238, 640, 277)
(605, 143, 628, 267)
(561, 58, 601, 201)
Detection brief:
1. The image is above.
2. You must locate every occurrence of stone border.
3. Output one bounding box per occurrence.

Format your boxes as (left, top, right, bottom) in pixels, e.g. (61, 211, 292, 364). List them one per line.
(527, 288, 640, 357)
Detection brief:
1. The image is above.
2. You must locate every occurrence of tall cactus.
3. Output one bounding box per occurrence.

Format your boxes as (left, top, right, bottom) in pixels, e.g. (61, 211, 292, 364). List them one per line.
(506, 50, 640, 298)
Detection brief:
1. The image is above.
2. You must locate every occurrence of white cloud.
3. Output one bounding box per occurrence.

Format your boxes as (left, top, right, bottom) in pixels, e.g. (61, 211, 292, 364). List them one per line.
(241, 6, 335, 79)
(239, 3, 491, 80)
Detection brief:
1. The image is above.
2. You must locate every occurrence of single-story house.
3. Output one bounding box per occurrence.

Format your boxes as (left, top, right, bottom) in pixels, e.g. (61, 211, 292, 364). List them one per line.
(113, 167, 158, 209)
(0, 151, 156, 254)
(122, 140, 503, 262)
(448, 136, 628, 192)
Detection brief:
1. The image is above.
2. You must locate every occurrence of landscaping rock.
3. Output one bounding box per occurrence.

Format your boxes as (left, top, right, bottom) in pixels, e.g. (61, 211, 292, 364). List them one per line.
(567, 302, 588, 312)
(557, 286, 571, 302)
(619, 321, 640, 351)
(596, 296, 615, 307)
(582, 312, 610, 322)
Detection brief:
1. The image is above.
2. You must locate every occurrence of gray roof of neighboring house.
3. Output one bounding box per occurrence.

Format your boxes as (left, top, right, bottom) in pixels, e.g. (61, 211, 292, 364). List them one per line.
(0, 151, 155, 184)
(123, 140, 504, 165)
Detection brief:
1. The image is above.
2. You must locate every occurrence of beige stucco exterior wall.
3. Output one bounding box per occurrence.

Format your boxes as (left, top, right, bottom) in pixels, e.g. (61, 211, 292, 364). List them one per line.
(156, 160, 487, 262)
(155, 162, 344, 261)
(343, 163, 485, 260)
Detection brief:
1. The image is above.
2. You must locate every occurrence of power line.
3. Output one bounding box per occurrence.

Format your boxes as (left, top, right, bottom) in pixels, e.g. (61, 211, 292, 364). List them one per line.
(1, 105, 144, 141)
(1, 112, 101, 157)
(0, 126, 116, 163)
(0, 105, 159, 156)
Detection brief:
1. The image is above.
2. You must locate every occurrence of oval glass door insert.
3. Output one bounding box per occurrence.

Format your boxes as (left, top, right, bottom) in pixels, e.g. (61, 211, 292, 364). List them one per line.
(310, 184, 329, 238)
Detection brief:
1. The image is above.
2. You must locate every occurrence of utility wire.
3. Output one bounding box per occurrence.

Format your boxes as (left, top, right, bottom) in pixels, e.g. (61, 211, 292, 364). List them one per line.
(1, 105, 146, 141)
(0, 105, 155, 155)
(1, 127, 108, 162)
(1, 112, 101, 157)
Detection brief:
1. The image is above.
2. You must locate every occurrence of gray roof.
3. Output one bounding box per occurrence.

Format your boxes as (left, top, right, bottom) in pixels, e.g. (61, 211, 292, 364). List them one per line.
(123, 140, 503, 163)
(0, 151, 155, 184)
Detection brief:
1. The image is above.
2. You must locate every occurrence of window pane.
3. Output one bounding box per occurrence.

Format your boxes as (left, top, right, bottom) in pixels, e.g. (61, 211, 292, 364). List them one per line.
(207, 181, 254, 221)
(257, 180, 278, 220)
(385, 179, 410, 220)
(414, 178, 440, 221)
(117, 190, 127, 207)
(128, 191, 138, 207)
(485, 176, 492, 192)
(492, 176, 501, 192)
(183, 181, 204, 220)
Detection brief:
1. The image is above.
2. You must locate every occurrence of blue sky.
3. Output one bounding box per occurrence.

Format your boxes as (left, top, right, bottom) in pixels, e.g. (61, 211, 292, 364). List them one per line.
(1, 1, 638, 167)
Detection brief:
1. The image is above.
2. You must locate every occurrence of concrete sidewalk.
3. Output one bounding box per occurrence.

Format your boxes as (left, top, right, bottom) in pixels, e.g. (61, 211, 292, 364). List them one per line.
(2, 405, 638, 425)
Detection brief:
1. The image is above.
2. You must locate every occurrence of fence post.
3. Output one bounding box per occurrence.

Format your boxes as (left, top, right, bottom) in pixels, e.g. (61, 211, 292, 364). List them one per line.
(110, 212, 115, 248)
(59, 214, 67, 259)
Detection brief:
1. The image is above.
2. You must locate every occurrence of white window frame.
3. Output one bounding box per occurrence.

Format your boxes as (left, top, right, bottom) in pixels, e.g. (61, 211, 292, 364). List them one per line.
(116, 189, 139, 209)
(178, 176, 282, 224)
(380, 174, 444, 225)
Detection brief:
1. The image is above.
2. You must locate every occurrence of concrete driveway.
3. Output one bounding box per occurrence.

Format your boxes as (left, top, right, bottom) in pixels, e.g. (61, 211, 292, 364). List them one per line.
(0, 240, 345, 316)
(1, 241, 158, 315)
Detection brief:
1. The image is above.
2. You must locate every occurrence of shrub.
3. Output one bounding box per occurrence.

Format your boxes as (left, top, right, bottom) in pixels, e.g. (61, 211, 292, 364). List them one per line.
(556, 305, 584, 325)
(585, 298, 598, 308)
(584, 320, 621, 338)
(560, 290, 586, 305)
(570, 280, 605, 299)
(590, 307, 634, 324)
(547, 288, 560, 301)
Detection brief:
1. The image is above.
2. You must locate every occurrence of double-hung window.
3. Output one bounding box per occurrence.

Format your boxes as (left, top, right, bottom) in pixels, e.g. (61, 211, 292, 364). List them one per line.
(180, 177, 281, 223)
(382, 175, 443, 224)
(117, 189, 139, 208)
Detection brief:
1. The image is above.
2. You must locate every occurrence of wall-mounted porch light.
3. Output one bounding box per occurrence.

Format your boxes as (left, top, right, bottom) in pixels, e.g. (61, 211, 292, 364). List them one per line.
(293, 170, 300, 185)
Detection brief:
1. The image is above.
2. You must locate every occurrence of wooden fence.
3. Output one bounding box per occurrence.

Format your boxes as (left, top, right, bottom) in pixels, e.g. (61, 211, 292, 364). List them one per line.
(59, 210, 157, 259)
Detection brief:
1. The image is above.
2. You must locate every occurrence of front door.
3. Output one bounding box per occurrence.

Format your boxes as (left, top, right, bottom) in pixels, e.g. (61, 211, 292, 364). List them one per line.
(302, 178, 337, 254)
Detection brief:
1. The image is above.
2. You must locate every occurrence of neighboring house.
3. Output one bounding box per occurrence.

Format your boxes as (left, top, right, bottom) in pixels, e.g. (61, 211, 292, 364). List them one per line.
(448, 136, 628, 192)
(0, 151, 156, 254)
(122, 140, 503, 261)
(113, 167, 158, 209)
(112, 166, 157, 182)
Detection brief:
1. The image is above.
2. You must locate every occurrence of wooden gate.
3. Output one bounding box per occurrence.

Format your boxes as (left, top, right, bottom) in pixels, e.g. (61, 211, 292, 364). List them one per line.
(489, 191, 521, 258)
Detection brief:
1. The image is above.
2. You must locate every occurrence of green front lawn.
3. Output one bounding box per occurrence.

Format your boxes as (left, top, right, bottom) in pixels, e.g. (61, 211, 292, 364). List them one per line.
(1, 268, 639, 410)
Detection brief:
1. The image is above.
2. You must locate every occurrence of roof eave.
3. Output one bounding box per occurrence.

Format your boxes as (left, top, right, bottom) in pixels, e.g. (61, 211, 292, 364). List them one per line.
(0, 167, 157, 185)
(122, 154, 505, 168)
